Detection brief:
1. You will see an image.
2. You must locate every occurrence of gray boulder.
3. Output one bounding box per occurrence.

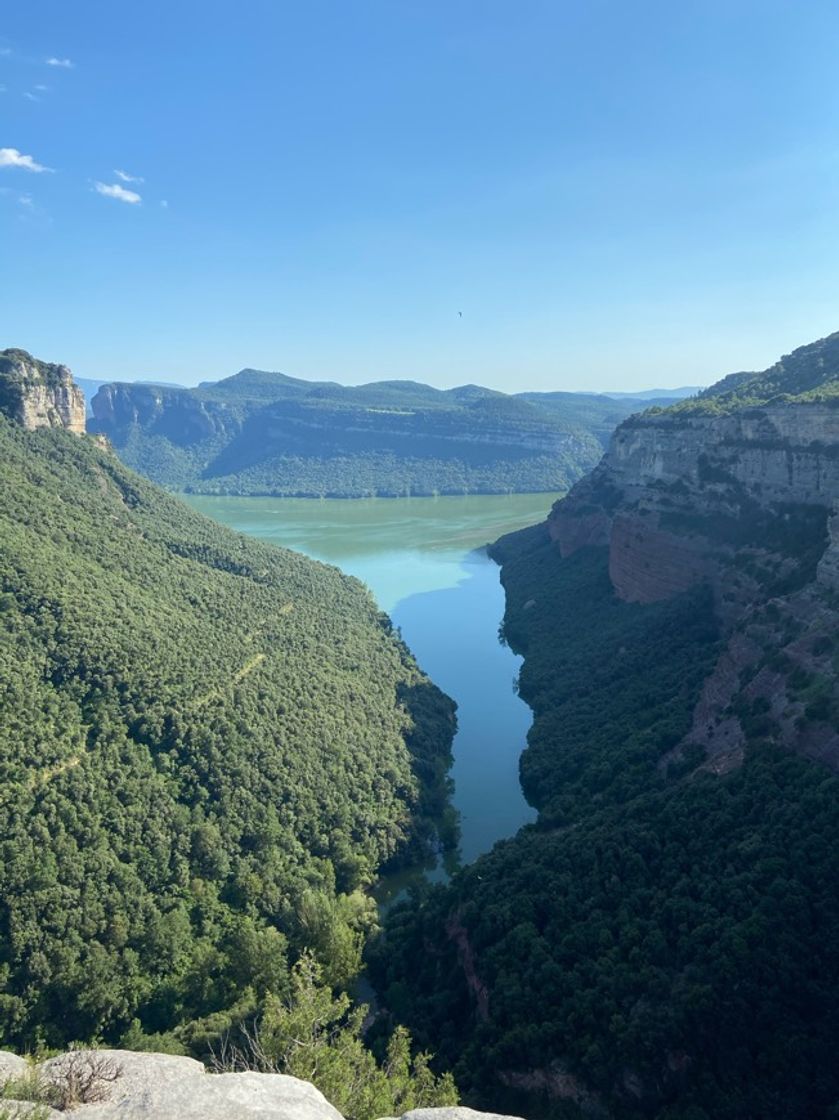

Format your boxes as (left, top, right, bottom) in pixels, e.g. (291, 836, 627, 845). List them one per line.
(39, 1050, 344, 1120)
(0, 1105, 63, 1120)
(1, 1050, 524, 1120)
(0, 1051, 29, 1085)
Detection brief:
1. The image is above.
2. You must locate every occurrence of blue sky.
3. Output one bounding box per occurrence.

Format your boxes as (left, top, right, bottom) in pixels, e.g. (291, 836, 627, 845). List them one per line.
(2, 1, 839, 392)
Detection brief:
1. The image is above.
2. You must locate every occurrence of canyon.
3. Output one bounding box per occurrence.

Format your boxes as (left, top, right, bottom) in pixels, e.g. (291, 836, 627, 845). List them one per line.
(373, 331, 839, 1120)
(4, 332, 839, 1119)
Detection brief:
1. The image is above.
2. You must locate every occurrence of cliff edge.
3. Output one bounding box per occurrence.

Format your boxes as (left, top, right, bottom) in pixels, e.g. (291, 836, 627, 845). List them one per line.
(0, 1049, 522, 1120)
(0, 349, 85, 434)
(548, 329, 839, 771)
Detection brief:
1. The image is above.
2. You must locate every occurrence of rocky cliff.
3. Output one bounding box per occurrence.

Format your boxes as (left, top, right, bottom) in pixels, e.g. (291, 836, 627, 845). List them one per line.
(372, 331, 839, 1120)
(0, 1049, 522, 1120)
(0, 349, 85, 434)
(91, 382, 240, 444)
(88, 371, 673, 497)
(548, 331, 839, 771)
(551, 402, 839, 602)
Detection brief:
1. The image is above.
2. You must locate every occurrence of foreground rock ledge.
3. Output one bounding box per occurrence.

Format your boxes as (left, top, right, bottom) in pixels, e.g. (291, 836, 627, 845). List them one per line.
(0, 1050, 523, 1120)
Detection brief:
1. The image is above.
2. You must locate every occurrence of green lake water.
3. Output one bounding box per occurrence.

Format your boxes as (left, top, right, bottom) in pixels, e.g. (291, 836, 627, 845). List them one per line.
(184, 492, 556, 873)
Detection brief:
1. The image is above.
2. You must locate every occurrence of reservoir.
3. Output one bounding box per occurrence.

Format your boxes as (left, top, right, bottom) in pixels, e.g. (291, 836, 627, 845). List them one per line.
(185, 493, 554, 870)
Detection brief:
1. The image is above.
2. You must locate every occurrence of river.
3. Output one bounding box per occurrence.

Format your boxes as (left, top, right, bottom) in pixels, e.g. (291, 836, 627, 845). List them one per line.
(184, 492, 555, 878)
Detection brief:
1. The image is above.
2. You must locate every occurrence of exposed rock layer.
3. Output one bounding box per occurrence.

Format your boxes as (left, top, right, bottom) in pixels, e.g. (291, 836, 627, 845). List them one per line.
(0, 349, 85, 434)
(548, 397, 839, 770)
(551, 403, 839, 605)
(88, 370, 676, 497)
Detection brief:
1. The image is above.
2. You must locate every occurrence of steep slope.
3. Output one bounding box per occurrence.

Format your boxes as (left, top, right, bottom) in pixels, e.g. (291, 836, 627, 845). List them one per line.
(371, 331, 839, 1120)
(89, 370, 675, 498)
(551, 332, 839, 770)
(672, 329, 839, 410)
(0, 362, 456, 1052)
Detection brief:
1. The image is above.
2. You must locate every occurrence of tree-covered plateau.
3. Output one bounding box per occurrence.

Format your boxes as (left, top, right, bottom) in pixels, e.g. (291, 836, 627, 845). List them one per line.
(89, 370, 675, 498)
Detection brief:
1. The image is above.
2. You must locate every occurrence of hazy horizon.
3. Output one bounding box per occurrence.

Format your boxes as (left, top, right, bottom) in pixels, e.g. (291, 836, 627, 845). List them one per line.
(4, 1, 839, 391)
(66, 362, 705, 397)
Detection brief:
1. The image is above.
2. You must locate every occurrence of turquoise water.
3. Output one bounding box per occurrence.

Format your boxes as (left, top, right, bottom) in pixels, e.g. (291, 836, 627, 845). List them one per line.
(184, 493, 555, 868)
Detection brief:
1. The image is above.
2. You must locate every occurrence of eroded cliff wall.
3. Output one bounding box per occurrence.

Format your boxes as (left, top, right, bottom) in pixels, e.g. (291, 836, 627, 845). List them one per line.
(547, 398, 839, 772)
(0, 348, 86, 434)
(551, 402, 839, 604)
(91, 382, 241, 444)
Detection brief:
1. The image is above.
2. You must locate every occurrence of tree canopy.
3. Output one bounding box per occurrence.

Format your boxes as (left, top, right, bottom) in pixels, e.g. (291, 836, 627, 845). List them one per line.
(371, 527, 839, 1120)
(0, 416, 455, 1055)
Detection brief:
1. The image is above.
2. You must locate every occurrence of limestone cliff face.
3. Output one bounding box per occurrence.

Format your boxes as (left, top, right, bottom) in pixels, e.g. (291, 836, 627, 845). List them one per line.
(551, 402, 839, 605)
(548, 397, 839, 770)
(91, 383, 240, 445)
(0, 349, 86, 434)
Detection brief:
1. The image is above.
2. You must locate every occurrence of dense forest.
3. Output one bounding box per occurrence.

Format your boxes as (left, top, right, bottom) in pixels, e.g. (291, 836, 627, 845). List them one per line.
(88, 369, 681, 498)
(7, 334, 839, 1119)
(370, 519, 839, 1119)
(0, 412, 457, 1083)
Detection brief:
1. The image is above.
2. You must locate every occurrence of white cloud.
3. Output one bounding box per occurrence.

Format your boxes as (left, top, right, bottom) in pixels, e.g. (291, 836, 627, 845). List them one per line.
(18, 193, 33, 208)
(114, 168, 144, 184)
(0, 147, 51, 172)
(94, 181, 142, 204)
(160, 199, 169, 208)
(34, 84, 49, 92)
(23, 91, 40, 101)
(46, 57, 73, 68)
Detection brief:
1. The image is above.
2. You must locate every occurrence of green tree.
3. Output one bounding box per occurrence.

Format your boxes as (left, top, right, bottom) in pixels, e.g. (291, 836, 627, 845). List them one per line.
(220, 953, 457, 1120)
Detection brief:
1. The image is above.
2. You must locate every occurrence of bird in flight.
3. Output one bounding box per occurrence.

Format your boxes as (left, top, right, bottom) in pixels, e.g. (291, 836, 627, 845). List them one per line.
(458, 311, 463, 318)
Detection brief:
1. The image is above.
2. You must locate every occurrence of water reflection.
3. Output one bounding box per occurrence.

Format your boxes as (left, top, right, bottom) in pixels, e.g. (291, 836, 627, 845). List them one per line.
(183, 493, 547, 878)
(390, 548, 536, 870)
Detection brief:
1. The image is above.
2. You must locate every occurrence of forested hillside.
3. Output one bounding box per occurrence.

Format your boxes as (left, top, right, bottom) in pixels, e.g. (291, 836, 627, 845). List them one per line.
(370, 333, 839, 1120)
(88, 370, 678, 498)
(0, 413, 456, 1054)
(664, 328, 839, 414)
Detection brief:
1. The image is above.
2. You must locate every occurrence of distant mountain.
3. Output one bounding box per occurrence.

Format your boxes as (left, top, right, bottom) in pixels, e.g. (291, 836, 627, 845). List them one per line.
(75, 378, 187, 417)
(601, 385, 702, 399)
(89, 369, 674, 498)
(73, 376, 108, 417)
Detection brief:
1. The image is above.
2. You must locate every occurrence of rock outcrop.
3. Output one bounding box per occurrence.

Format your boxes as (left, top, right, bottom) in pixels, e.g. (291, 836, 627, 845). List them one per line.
(91, 383, 239, 445)
(0, 1049, 28, 1084)
(0, 1049, 524, 1120)
(0, 349, 85, 434)
(551, 403, 839, 607)
(546, 334, 839, 771)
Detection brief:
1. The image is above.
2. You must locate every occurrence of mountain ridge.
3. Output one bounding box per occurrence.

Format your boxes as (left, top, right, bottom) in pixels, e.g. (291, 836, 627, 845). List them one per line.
(87, 367, 684, 498)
